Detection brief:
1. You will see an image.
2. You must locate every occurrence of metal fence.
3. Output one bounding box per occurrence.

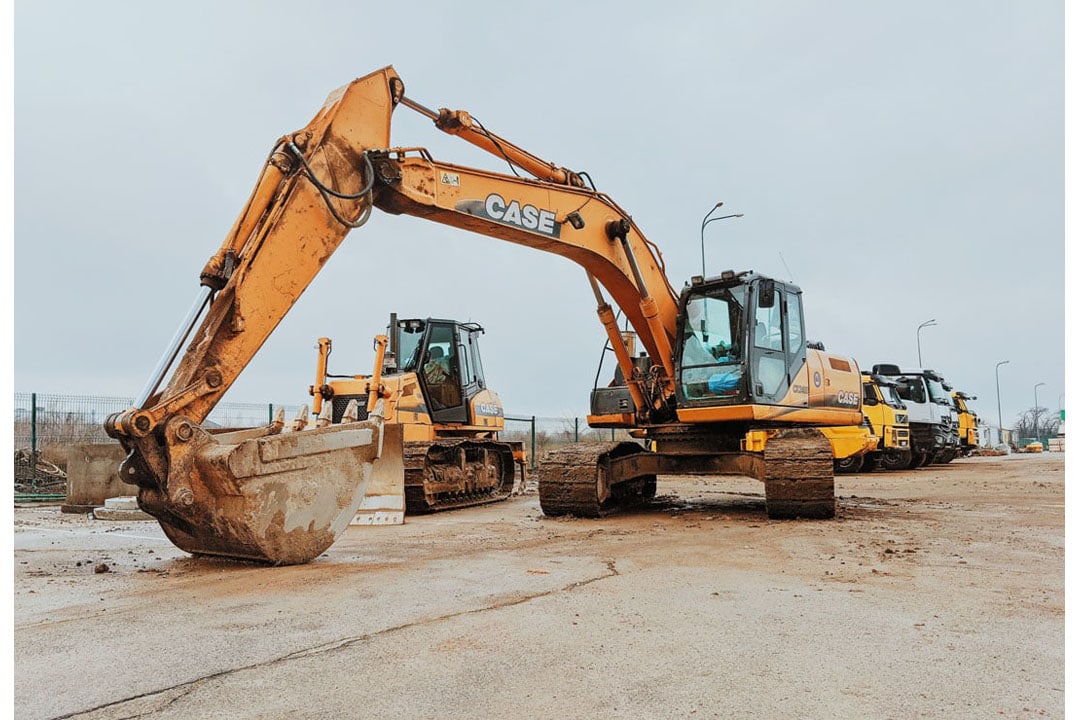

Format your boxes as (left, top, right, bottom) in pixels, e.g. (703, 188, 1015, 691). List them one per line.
(503, 415, 636, 469)
(13, 393, 308, 450)
(11, 393, 633, 491)
(12, 393, 307, 491)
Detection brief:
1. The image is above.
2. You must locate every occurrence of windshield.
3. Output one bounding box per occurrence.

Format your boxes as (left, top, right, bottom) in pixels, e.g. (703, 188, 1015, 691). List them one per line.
(678, 285, 747, 400)
(927, 378, 951, 404)
(880, 384, 905, 409)
(896, 378, 927, 404)
(397, 322, 425, 372)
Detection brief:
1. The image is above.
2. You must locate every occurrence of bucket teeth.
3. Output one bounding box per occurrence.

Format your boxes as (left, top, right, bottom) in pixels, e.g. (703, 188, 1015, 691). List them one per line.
(270, 407, 286, 434)
(290, 404, 310, 432)
(342, 399, 360, 423)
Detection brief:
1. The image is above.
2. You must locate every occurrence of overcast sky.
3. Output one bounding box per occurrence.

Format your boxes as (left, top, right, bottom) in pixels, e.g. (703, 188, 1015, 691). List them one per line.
(12, 1, 1067, 429)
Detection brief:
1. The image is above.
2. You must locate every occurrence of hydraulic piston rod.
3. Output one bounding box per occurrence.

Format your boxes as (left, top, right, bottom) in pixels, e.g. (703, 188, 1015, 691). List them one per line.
(135, 286, 214, 408)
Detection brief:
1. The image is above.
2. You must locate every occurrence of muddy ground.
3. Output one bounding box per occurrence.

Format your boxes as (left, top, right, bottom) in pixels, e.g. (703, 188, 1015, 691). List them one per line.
(13, 453, 1065, 719)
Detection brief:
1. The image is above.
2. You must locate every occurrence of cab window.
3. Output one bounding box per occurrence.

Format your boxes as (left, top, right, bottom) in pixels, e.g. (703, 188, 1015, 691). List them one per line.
(678, 287, 745, 400)
(754, 302, 783, 351)
(863, 383, 879, 405)
(785, 294, 803, 360)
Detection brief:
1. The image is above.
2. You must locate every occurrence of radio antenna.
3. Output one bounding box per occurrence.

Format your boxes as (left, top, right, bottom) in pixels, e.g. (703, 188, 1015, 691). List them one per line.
(778, 252, 795, 283)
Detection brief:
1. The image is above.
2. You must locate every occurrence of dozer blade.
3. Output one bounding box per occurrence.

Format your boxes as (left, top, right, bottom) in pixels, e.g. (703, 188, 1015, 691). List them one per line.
(135, 407, 387, 565)
(350, 423, 405, 525)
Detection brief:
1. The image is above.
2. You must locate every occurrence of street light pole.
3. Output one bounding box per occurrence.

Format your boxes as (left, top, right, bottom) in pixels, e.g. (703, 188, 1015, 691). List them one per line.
(700, 202, 744, 277)
(995, 360, 1009, 444)
(916, 319, 938, 367)
(1034, 382, 1046, 443)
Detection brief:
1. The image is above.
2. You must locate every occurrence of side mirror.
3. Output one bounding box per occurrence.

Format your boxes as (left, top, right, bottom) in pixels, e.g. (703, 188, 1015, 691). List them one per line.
(758, 280, 776, 309)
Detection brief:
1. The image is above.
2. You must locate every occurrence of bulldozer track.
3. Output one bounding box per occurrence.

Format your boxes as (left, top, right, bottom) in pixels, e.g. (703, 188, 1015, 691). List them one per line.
(403, 439, 516, 513)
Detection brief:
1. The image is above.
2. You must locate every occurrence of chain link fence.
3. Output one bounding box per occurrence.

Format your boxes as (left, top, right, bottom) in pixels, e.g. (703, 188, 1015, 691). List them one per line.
(13, 393, 306, 494)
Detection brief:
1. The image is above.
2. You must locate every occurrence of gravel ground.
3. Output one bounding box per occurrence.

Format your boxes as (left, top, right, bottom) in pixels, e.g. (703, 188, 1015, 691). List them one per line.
(13, 453, 1065, 719)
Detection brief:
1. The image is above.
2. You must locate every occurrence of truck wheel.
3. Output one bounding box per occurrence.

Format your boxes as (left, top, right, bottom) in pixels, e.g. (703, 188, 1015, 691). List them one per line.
(834, 454, 864, 474)
(881, 450, 910, 471)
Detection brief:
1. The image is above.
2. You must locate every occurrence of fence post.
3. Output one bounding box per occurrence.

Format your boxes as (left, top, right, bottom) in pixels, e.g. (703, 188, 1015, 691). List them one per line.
(574, 417, 579, 443)
(268, 403, 273, 425)
(30, 392, 38, 484)
(530, 416, 537, 469)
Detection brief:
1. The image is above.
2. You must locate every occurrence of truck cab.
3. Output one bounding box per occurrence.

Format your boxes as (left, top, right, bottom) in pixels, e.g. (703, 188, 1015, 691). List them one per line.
(872, 365, 954, 468)
(950, 390, 980, 457)
(860, 372, 911, 470)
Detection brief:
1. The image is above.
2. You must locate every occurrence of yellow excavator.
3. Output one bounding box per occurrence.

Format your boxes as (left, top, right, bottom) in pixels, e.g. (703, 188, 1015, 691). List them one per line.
(309, 314, 524, 514)
(106, 66, 870, 564)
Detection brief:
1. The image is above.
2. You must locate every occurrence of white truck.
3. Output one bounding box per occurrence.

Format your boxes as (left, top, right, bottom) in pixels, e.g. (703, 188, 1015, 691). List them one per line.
(871, 365, 958, 467)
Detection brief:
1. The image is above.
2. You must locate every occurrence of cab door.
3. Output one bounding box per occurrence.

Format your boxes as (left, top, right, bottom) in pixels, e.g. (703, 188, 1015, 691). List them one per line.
(418, 321, 468, 424)
(748, 280, 795, 404)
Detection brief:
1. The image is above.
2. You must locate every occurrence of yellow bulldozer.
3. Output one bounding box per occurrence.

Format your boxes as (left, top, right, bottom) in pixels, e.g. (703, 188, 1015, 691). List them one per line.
(309, 314, 525, 517)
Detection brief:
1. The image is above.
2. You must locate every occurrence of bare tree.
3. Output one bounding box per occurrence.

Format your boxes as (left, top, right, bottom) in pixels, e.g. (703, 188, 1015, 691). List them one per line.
(1012, 406, 1061, 441)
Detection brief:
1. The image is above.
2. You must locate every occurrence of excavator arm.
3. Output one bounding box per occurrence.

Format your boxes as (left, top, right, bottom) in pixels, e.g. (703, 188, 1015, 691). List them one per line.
(104, 68, 404, 564)
(108, 68, 401, 452)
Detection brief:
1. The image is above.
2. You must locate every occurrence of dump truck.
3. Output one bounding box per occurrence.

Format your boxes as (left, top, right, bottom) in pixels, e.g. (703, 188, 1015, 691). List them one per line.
(950, 390, 980, 457)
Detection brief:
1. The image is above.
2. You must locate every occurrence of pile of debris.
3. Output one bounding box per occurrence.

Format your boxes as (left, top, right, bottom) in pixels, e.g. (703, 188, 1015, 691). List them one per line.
(14, 449, 67, 495)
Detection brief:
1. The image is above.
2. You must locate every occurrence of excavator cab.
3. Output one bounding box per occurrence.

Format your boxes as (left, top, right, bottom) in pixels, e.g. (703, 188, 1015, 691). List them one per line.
(674, 271, 805, 410)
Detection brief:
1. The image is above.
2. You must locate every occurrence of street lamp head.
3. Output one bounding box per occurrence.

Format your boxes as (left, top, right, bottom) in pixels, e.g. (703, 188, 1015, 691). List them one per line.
(700, 203, 743, 276)
(916, 319, 939, 367)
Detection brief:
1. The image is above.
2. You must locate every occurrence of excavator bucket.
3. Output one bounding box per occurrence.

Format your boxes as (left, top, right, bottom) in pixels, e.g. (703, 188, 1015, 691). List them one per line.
(132, 405, 388, 565)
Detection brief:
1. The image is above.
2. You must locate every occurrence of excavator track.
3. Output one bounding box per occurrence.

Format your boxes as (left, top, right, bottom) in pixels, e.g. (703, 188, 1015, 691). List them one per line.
(537, 442, 655, 518)
(761, 428, 835, 519)
(403, 439, 516, 513)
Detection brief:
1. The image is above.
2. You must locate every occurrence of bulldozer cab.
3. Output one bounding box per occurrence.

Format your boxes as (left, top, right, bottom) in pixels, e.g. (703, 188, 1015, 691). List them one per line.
(674, 272, 806, 409)
(397, 318, 487, 425)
